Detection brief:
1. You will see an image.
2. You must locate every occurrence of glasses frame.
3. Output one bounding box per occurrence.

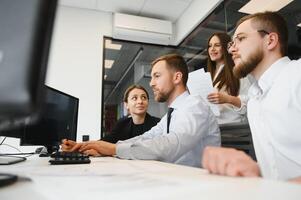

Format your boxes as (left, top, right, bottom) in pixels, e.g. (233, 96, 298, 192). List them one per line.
(227, 30, 270, 52)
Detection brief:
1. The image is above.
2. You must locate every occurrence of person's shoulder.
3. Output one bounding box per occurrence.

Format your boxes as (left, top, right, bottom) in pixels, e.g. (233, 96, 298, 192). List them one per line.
(288, 58, 301, 69)
(286, 58, 301, 79)
(146, 113, 160, 123)
(180, 94, 210, 110)
(116, 116, 132, 125)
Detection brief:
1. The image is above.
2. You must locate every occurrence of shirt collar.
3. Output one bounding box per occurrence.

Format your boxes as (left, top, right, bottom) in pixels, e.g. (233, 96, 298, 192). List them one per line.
(249, 57, 290, 97)
(169, 90, 189, 109)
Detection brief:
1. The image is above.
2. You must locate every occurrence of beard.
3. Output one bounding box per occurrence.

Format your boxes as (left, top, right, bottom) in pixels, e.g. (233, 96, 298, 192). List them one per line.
(233, 47, 263, 78)
(153, 88, 173, 103)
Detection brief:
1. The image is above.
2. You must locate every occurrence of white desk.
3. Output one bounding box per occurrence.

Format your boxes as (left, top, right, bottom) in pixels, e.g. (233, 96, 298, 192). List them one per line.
(1, 155, 300, 200)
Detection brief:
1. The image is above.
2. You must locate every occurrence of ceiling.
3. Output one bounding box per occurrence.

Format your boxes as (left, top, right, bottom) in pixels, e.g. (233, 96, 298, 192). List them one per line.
(60, 0, 194, 22)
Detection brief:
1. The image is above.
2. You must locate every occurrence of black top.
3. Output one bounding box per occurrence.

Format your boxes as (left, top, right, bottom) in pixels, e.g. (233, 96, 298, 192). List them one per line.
(102, 113, 160, 143)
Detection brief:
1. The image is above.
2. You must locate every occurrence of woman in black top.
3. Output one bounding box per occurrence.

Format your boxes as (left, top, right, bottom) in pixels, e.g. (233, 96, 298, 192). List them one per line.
(102, 85, 160, 143)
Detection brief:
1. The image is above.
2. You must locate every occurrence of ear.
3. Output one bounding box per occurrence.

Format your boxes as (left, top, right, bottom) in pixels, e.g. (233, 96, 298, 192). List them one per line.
(173, 71, 183, 85)
(266, 32, 279, 51)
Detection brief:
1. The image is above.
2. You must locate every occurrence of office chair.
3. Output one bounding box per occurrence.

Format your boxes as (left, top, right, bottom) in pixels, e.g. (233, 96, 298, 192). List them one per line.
(219, 122, 256, 161)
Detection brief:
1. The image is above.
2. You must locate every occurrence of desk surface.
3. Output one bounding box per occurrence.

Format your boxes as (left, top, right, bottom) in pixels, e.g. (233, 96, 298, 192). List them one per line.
(1, 155, 300, 200)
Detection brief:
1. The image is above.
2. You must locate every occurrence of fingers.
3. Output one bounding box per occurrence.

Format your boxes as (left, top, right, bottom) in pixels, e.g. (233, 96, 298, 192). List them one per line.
(70, 143, 83, 152)
(78, 143, 96, 152)
(60, 139, 82, 152)
(207, 93, 220, 104)
(61, 139, 76, 151)
(83, 149, 101, 156)
(202, 146, 228, 175)
(61, 143, 70, 151)
(202, 146, 260, 177)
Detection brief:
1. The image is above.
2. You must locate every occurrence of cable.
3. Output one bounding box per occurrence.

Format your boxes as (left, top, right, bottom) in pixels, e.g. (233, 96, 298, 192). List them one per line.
(0, 152, 35, 156)
(0, 144, 22, 152)
(0, 137, 6, 145)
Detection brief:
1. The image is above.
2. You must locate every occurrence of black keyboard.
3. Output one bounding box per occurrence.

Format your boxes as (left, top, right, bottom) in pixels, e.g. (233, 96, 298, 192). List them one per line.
(49, 152, 91, 165)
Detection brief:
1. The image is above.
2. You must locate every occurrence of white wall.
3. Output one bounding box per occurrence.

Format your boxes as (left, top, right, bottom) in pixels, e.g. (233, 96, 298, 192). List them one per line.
(47, 6, 112, 141)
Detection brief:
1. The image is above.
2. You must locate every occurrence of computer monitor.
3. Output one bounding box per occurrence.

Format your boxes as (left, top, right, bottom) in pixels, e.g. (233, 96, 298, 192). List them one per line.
(0, 0, 57, 133)
(0, 0, 57, 186)
(20, 86, 79, 154)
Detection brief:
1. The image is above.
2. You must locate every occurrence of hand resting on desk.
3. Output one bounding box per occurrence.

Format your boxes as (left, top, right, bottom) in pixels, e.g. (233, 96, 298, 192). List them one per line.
(202, 146, 260, 177)
(61, 139, 116, 156)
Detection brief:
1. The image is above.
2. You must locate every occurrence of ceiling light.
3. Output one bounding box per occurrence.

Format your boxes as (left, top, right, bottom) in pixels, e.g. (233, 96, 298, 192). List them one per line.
(105, 40, 122, 50)
(239, 0, 293, 14)
(105, 60, 114, 69)
(297, 23, 301, 27)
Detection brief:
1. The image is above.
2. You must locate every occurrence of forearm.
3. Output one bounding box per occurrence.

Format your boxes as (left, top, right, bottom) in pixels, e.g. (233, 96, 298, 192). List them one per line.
(116, 134, 181, 161)
(99, 141, 116, 155)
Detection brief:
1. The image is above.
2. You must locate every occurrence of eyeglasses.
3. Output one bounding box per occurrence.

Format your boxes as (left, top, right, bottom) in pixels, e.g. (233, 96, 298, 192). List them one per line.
(227, 30, 270, 52)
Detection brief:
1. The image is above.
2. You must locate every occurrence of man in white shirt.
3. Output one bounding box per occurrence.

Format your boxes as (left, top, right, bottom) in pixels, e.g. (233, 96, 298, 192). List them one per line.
(202, 11, 301, 183)
(62, 54, 220, 167)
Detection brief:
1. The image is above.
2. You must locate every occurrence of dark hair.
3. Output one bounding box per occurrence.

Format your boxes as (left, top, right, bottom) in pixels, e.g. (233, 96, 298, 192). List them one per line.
(236, 11, 288, 56)
(123, 85, 149, 103)
(207, 32, 240, 96)
(151, 54, 188, 86)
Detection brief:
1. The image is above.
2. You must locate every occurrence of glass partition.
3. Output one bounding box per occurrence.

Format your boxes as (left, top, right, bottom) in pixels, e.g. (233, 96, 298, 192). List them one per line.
(101, 0, 301, 137)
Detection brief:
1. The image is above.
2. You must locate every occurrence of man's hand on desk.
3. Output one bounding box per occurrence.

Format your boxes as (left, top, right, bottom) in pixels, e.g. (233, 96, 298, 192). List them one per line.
(78, 140, 116, 156)
(61, 139, 83, 152)
(202, 146, 260, 177)
(61, 139, 116, 156)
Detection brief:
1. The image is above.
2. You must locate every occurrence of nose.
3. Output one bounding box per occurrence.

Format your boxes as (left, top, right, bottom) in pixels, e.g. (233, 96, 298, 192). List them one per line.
(149, 78, 154, 87)
(228, 44, 236, 55)
(137, 97, 144, 104)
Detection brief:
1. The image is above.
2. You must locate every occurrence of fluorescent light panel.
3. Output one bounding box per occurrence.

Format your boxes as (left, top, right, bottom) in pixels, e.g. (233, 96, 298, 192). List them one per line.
(239, 0, 293, 14)
(105, 60, 114, 69)
(105, 40, 122, 50)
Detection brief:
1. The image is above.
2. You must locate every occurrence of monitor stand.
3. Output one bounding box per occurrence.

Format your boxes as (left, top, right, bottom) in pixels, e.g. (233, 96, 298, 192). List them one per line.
(0, 156, 26, 165)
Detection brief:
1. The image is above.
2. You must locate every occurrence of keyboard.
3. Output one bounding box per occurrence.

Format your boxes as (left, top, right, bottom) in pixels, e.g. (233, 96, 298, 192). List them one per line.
(49, 152, 91, 165)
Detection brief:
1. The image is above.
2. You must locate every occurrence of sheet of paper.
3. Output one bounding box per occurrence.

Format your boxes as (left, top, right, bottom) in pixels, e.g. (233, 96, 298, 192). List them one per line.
(187, 69, 220, 116)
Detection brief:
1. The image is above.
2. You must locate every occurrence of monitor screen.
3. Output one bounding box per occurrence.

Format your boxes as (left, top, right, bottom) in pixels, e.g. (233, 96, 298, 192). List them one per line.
(0, 0, 57, 185)
(0, 0, 57, 133)
(19, 86, 79, 152)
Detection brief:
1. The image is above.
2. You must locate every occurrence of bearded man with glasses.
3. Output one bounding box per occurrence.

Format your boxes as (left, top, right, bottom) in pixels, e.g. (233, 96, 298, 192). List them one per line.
(202, 11, 301, 184)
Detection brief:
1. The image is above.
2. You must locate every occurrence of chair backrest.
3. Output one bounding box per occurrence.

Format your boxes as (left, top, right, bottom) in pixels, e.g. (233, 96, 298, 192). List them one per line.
(219, 122, 256, 161)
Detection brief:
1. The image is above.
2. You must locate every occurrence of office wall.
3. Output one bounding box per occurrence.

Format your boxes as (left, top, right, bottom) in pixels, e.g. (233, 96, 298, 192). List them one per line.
(47, 6, 113, 141)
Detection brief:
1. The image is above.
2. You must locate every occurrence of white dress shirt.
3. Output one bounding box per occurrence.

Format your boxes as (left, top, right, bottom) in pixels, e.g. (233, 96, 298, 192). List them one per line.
(248, 57, 301, 180)
(116, 91, 221, 167)
(213, 65, 252, 124)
